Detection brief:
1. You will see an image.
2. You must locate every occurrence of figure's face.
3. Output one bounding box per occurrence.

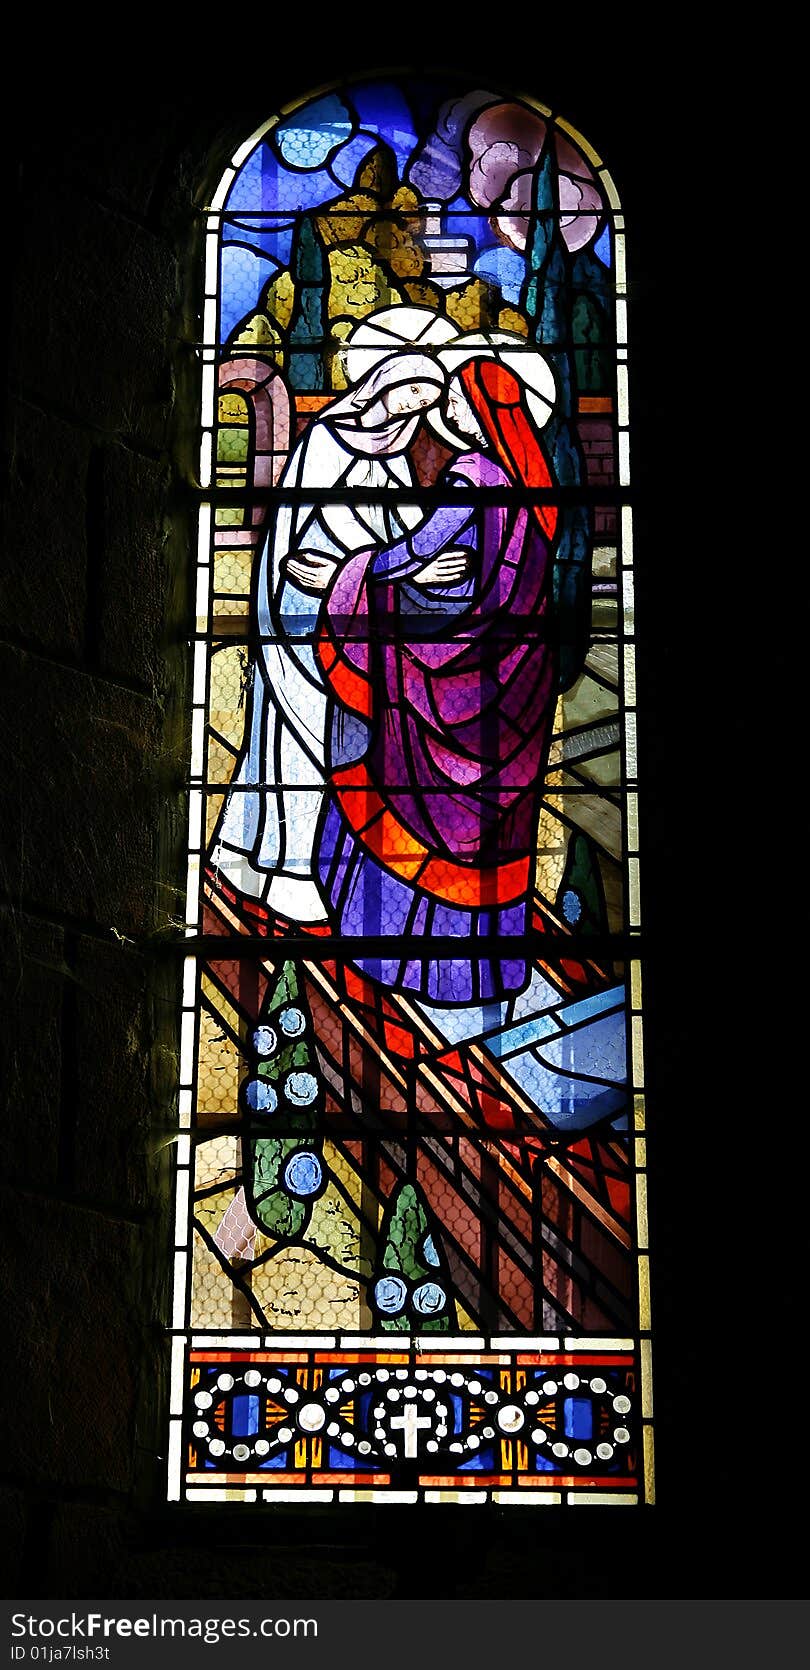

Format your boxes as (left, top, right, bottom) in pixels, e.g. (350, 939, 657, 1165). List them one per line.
(445, 380, 486, 442)
(444, 384, 466, 427)
(383, 379, 442, 416)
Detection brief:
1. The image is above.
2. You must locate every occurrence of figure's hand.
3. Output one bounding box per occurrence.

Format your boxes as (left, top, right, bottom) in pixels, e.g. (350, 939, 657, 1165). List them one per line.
(285, 552, 339, 594)
(414, 550, 472, 588)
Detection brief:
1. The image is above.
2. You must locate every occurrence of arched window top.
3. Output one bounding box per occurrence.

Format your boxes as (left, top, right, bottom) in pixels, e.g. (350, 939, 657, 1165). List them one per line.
(210, 75, 620, 213)
(170, 73, 650, 1509)
(202, 79, 624, 384)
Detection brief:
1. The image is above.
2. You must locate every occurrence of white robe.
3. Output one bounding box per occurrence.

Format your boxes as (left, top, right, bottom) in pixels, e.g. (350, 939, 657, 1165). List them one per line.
(211, 417, 422, 921)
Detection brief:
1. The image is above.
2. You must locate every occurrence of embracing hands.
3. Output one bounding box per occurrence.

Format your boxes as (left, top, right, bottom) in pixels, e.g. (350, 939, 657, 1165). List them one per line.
(285, 548, 472, 595)
(414, 549, 472, 588)
(284, 552, 339, 594)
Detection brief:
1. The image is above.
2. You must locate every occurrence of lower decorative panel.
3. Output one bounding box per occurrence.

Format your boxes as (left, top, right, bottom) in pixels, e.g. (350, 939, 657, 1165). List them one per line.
(179, 1337, 642, 1504)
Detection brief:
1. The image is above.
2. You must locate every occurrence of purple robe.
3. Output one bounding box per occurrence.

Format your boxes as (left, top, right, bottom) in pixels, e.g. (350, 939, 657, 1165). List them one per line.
(316, 452, 557, 1004)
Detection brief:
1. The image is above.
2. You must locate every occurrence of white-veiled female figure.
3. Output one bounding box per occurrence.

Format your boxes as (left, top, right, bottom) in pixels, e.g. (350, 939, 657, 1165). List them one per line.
(210, 349, 447, 923)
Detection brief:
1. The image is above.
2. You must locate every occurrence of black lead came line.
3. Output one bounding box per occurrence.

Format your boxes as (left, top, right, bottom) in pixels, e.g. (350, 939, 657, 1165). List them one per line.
(163, 932, 641, 959)
(189, 485, 632, 506)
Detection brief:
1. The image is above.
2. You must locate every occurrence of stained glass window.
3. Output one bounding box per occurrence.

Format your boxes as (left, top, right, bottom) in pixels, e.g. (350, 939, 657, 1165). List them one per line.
(167, 74, 653, 1507)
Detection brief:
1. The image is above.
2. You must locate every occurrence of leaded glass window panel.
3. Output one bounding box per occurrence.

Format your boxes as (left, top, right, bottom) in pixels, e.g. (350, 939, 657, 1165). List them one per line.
(167, 75, 653, 1507)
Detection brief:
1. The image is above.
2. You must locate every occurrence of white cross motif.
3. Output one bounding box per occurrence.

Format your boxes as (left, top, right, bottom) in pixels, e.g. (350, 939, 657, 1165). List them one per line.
(389, 1403, 434, 1458)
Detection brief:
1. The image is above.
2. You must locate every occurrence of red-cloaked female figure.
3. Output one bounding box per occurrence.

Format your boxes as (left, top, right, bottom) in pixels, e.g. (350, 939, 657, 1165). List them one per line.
(314, 355, 560, 1007)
